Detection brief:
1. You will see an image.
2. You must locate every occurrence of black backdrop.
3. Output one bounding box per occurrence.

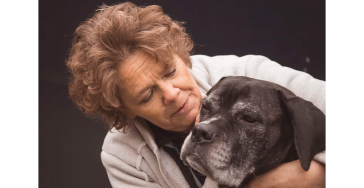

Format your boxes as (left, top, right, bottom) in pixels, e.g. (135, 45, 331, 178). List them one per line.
(39, 0, 325, 187)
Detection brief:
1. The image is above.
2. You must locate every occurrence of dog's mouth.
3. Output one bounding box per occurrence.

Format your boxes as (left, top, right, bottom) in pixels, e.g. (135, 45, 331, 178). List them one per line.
(182, 144, 251, 188)
(183, 153, 209, 175)
(182, 152, 198, 165)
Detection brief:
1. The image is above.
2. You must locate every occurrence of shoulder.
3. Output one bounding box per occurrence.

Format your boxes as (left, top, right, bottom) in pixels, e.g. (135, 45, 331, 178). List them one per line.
(189, 54, 264, 87)
(190, 54, 266, 65)
(102, 122, 147, 163)
(101, 121, 164, 187)
(190, 54, 269, 75)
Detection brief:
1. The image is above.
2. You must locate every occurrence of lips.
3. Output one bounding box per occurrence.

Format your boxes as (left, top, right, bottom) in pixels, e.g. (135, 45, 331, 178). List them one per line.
(172, 98, 189, 116)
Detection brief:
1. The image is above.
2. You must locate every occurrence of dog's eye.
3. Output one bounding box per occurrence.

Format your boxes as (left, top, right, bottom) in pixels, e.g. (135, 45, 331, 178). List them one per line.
(243, 115, 257, 123)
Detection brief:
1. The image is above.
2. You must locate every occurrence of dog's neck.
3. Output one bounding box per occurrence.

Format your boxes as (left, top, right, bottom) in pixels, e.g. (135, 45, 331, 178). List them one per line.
(255, 123, 297, 174)
(234, 141, 297, 188)
(256, 141, 297, 173)
(237, 120, 298, 188)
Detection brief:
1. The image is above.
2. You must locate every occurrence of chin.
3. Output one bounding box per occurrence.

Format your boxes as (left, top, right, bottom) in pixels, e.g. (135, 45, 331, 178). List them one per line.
(176, 118, 195, 133)
(178, 124, 194, 134)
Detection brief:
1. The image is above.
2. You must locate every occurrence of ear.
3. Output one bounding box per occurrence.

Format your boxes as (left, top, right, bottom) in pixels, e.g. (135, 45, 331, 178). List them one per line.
(119, 106, 137, 119)
(278, 90, 325, 171)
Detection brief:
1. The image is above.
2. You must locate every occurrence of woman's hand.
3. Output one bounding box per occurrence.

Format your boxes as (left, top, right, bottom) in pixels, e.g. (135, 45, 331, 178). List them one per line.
(244, 160, 325, 188)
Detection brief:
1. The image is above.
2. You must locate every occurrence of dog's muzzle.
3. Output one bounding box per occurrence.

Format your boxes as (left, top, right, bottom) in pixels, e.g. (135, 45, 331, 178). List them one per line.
(191, 122, 217, 144)
(181, 118, 222, 166)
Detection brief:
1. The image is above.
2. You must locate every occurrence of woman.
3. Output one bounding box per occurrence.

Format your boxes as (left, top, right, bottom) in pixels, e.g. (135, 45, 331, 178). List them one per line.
(66, 2, 325, 188)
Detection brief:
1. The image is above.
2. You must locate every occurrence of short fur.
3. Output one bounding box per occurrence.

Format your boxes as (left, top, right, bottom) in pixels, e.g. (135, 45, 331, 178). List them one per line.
(181, 76, 325, 188)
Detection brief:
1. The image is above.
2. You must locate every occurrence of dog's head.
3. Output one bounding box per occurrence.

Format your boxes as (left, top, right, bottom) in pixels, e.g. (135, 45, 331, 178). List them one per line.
(180, 76, 325, 188)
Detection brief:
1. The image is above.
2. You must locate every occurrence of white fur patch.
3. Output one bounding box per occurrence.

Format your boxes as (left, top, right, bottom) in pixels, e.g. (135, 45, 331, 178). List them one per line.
(199, 117, 219, 125)
(181, 132, 192, 155)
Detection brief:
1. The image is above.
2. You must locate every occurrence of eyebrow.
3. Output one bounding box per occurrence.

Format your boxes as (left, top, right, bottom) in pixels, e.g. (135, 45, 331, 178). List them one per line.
(232, 102, 261, 115)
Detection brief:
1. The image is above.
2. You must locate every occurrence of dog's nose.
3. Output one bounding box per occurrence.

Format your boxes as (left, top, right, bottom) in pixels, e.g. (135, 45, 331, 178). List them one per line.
(191, 123, 216, 143)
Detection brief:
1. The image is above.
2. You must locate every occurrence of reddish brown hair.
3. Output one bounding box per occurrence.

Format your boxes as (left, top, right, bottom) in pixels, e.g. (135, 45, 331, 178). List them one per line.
(66, 2, 194, 130)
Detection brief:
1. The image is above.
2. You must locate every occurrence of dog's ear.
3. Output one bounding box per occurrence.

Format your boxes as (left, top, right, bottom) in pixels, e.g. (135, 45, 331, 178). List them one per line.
(278, 90, 325, 171)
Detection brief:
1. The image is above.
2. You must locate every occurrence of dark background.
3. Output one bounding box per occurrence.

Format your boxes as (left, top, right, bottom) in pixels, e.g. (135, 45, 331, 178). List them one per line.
(39, 0, 325, 187)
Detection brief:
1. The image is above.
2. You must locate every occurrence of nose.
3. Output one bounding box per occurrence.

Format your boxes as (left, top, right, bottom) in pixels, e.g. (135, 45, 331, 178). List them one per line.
(161, 82, 180, 105)
(191, 123, 217, 144)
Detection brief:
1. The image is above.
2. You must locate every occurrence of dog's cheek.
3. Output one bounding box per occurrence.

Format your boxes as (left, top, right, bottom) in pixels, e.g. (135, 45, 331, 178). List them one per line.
(196, 132, 230, 168)
(180, 133, 193, 159)
(203, 136, 244, 187)
(235, 124, 269, 162)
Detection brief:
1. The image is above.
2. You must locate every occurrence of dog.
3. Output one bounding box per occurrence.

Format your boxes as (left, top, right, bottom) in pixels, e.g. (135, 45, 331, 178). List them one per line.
(180, 76, 325, 188)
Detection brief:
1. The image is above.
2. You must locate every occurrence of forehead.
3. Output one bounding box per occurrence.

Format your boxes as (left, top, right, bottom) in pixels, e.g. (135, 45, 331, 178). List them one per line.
(118, 51, 173, 85)
(120, 52, 162, 75)
(211, 78, 287, 122)
(205, 77, 282, 110)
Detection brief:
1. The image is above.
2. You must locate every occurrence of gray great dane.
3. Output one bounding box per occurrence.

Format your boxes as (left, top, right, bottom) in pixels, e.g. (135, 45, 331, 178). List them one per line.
(181, 76, 325, 188)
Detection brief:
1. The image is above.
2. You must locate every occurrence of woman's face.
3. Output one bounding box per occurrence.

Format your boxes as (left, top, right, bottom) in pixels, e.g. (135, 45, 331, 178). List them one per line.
(118, 51, 202, 133)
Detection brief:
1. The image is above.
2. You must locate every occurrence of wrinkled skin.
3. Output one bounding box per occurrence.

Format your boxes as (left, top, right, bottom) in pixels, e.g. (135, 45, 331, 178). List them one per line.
(181, 76, 325, 188)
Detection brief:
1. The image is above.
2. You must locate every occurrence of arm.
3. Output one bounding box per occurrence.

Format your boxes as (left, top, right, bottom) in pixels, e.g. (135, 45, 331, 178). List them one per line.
(101, 151, 162, 188)
(191, 54, 325, 114)
(244, 160, 325, 188)
(243, 55, 325, 114)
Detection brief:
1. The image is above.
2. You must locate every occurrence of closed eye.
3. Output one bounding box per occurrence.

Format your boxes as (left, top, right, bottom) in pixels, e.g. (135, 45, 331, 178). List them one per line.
(165, 68, 176, 78)
(242, 115, 257, 123)
(142, 88, 154, 103)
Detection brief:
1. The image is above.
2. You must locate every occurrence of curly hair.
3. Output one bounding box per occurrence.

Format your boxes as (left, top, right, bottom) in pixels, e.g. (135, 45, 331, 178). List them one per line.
(66, 2, 194, 130)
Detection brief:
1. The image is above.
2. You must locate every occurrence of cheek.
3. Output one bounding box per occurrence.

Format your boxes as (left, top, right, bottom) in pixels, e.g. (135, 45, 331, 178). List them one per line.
(131, 103, 163, 120)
